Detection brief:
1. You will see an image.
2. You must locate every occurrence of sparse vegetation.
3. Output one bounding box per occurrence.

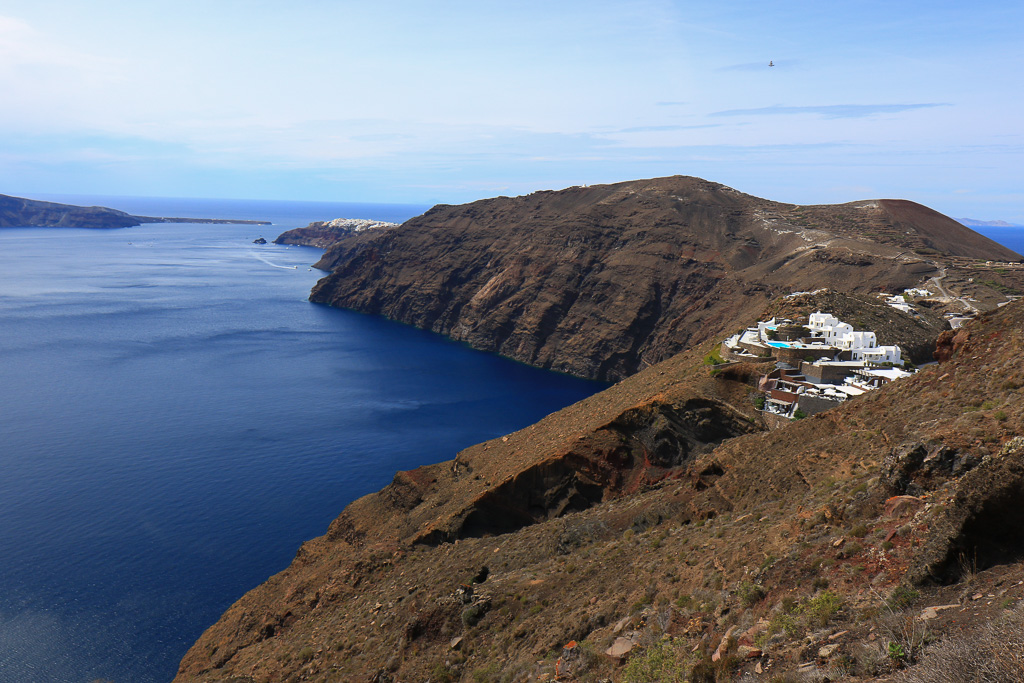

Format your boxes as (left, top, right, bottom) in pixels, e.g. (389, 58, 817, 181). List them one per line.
(738, 581, 767, 607)
(903, 604, 1024, 681)
(621, 640, 691, 683)
(704, 349, 725, 365)
(887, 586, 920, 611)
(801, 590, 844, 627)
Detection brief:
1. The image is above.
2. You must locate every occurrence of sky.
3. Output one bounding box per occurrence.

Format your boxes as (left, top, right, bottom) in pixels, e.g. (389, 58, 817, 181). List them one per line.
(0, 0, 1022, 221)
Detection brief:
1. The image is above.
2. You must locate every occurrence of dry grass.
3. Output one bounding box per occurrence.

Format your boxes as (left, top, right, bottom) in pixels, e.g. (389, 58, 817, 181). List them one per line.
(903, 603, 1024, 682)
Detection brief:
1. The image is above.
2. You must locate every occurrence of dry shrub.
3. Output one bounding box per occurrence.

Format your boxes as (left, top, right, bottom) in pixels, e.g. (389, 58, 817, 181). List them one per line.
(904, 603, 1024, 682)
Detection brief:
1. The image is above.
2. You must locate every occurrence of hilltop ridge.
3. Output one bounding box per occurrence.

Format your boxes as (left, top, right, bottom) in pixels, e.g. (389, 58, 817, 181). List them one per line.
(301, 176, 1021, 381)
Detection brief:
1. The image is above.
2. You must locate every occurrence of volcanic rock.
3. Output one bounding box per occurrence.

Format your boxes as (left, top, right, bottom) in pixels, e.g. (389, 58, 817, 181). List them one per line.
(172, 300, 1024, 683)
(308, 176, 1020, 381)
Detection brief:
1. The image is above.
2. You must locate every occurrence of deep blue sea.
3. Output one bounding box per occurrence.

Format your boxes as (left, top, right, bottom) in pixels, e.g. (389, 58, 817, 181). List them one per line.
(974, 226, 1024, 257)
(0, 197, 605, 683)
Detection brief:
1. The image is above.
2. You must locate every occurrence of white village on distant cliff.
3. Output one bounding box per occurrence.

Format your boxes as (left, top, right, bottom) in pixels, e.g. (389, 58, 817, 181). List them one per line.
(721, 308, 915, 420)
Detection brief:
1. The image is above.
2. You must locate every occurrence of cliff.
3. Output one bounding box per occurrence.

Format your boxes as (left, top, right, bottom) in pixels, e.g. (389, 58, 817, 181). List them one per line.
(275, 218, 399, 249)
(175, 300, 1024, 683)
(307, 176, 1021, 382)
(0, 193, 270, 228)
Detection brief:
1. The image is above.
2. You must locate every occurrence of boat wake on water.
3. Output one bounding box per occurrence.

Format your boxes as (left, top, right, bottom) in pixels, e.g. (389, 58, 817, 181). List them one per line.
(253, 252, 300, 269)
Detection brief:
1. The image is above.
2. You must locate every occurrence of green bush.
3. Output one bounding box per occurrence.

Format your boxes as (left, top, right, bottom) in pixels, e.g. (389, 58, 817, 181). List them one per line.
(472, 662, 503, 682)
(621, 640, 690, 683)
(738, 581, 767, 607)
(768, 612, 800, 638)
(800, 590, 843, 627)
(850, 523, 870, 538)
(430, 663, 454, 683)
(462, 601, 490, 627)
(887, 586, 920, 611)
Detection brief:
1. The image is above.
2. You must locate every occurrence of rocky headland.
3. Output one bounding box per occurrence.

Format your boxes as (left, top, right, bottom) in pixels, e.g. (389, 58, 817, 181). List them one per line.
(174, 177, 1024, 683)
(275, 218, 399, 249)
(0, 193, 270, 228)
(301, 176, 1021, 382)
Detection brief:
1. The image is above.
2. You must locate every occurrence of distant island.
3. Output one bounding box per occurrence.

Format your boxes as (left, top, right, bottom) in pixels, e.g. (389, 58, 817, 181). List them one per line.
(0, 193, 270, 229)
(958, 217, 1024, 229)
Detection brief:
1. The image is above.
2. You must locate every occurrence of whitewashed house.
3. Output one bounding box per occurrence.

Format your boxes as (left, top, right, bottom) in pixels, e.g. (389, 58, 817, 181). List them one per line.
(806, 311, 902, 364)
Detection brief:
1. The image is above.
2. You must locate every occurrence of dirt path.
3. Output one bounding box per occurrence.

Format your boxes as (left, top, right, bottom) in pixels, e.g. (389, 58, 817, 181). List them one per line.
(930, 266, 979, 313)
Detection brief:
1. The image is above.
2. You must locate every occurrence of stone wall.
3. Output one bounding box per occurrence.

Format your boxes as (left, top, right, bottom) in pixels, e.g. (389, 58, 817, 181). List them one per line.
(796, 394, 845, 416)
(773, 345, 837, 365)
(801, 362, 861, 384)
(720, 342, 775, 363)
(761, 411, 793, 431)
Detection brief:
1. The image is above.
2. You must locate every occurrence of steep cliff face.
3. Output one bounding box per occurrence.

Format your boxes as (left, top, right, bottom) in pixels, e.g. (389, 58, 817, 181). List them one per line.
(175, 301, 1024, 683)
(308, 176, 1018, 381)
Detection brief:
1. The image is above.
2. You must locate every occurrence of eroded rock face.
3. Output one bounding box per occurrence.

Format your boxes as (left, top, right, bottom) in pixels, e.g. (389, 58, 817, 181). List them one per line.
(910, 439, 1024, 584)
(307, 176, 1014, 381)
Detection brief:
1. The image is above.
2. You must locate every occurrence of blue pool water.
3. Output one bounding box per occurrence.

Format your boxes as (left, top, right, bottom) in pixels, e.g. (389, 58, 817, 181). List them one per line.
(0, 199, 605, 682)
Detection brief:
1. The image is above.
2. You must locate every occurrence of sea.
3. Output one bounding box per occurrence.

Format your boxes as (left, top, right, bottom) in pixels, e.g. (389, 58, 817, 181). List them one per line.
(974, 225, 1024, 257)
(0, 196, 607, 683)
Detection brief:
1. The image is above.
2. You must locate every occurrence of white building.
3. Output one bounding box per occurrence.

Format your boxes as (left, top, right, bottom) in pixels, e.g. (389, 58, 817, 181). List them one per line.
(886, 295, 914, 314)
(806, 311, 902, 364)
(807, 312, 840, 333)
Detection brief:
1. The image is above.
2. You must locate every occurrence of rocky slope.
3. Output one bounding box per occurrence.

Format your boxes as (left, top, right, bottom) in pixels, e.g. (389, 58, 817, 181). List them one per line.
(306, 177, 1021, 382)
(174, 300, 1024, 683)
(0, 193, 269, 228)
(275, 218, 399, 249)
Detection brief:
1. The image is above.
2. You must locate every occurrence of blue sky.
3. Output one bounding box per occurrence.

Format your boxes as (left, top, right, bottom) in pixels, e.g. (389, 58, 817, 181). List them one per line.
(1, 0, 1022, 221)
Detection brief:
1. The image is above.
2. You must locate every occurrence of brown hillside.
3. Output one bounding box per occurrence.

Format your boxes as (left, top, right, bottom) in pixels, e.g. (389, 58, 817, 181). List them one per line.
(175, 301, 1024, 683)
(304, 177, 1018, 381)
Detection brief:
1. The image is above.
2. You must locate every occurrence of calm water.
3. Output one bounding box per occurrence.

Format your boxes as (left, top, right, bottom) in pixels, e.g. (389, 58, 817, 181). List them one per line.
(0, 199, 605, 683)
(974, 226, 1024, 258)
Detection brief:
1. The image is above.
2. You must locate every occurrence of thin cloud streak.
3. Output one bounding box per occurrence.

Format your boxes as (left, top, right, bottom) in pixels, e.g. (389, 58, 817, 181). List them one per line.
(614, 124, 722, 133)
(711, 103, 950, 119)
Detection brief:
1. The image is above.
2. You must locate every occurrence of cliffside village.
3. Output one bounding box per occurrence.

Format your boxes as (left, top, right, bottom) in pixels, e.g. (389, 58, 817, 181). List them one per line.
(721, 310, 914, 420)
